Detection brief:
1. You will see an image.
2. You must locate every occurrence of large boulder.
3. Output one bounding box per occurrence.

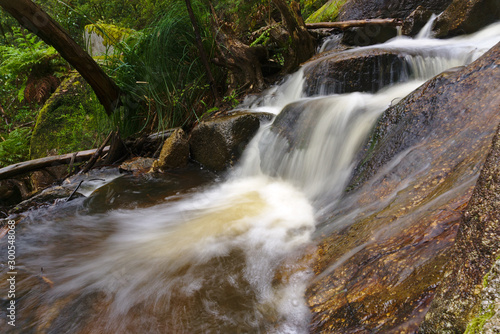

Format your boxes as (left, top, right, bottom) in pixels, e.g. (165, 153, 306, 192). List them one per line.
(303, 48, 406, 95)
(189, 112, 261, 172)
(432, 0, 500, 38)
(337, 0, 453, 21)
(308, 43, 500, 332)
(30, 72, 108, 159)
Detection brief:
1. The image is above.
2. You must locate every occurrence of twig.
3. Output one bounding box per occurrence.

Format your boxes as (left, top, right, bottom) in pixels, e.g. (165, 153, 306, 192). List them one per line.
(66, 180, 84, 201)
(78, 131, 114, 174)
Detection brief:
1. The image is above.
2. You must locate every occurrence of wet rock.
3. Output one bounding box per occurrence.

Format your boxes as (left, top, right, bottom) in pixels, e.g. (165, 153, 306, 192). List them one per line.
(125, 129, 175, 158)
(419, 121, 500, 330)
(189, 112, 260, 172)
(118, 157, 155, 173)
(338, 0, 453, 21)
(479, 258, 500, 332)
(9, 186, 84, 213)
(151, 128, 189, 170)
(271, 100, 323, 150)
(303, 48, 407, 95)
(433, 0, 500, 38)
(308, 43, 500, 332)
(349, 43, 500, 189)
(30, 165, 68, 193)
(341, 25, 399, 46)
(402, 6, 434, 36)
(0, 268, 52, 332)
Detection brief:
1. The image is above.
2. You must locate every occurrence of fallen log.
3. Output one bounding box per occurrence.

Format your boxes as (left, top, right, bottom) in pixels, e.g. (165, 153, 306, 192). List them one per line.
(306, 18, 403, 30)
(0, 147, 110, 180)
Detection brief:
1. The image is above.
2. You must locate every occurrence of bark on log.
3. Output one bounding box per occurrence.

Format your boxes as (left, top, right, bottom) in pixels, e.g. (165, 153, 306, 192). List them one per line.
(0, 0, 121, 115)
(0, 147, 110, 180)
(306, 18, 403, 30)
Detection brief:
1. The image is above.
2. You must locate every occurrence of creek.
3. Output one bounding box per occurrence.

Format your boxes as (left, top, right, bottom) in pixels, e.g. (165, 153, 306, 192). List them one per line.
(3, 21, 500, 333)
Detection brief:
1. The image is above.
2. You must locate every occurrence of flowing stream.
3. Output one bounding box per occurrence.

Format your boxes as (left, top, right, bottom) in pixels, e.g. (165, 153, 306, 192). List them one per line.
(4, 21, 500, 333)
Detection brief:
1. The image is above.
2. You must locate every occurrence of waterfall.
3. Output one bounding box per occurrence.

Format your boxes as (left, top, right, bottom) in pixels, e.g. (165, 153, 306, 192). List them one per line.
(10, 20, 500, 334)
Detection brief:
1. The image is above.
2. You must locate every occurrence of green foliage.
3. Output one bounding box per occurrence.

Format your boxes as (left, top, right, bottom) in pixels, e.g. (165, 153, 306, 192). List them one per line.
(250, 28, 272, 47)
(464, 305, 495, 334)
(0, 28, 60, 82)
(102, 0, 221, 135)
(0, 27, 67, 137)
(213, 0, 270, 36)
(0, 128, 32, 168)
(301, 0, 331, 19)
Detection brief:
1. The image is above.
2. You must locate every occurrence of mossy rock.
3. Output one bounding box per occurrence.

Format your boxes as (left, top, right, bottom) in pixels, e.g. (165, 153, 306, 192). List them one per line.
(306, 0, 349, 23)
(30, 72, 109, 159)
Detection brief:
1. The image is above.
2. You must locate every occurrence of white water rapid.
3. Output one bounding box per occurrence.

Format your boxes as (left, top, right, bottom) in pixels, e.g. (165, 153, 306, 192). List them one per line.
(10, 21, 500, 333)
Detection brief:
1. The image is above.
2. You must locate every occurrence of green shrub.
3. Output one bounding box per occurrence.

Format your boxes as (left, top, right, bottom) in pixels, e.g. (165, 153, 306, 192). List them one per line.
(0, 128, 32, 167)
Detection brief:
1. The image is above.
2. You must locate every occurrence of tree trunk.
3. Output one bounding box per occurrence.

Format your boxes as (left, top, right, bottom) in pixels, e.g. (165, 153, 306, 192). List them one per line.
(0, 0, 121, 115)
(271, 0, 315, 74)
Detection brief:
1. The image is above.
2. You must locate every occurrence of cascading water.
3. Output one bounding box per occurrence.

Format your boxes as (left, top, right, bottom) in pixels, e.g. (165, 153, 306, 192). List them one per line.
(4, 21, 500, 333)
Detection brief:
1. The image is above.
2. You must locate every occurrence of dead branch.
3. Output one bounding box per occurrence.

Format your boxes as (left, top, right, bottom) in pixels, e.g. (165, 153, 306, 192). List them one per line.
(306, 18, 403, 30)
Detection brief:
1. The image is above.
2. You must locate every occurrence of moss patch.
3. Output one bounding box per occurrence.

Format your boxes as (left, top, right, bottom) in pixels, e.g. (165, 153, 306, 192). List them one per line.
(305, 0, 349, 23)
(30, 72, 111, 159)
(465, 306, 495, 334)
(84, 23, 134, 47)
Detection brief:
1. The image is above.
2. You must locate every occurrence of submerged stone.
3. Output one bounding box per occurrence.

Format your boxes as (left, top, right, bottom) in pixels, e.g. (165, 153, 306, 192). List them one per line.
(9, 186, 84, 214)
